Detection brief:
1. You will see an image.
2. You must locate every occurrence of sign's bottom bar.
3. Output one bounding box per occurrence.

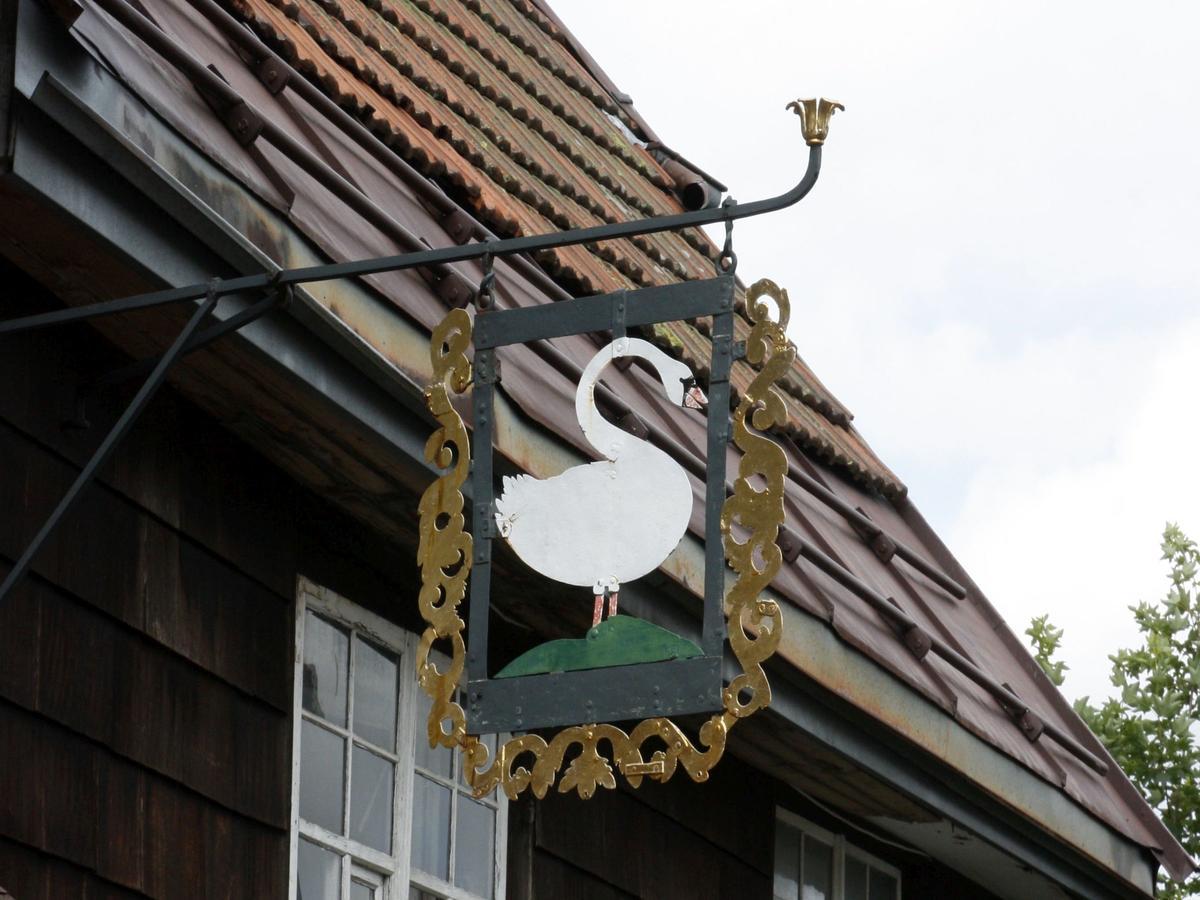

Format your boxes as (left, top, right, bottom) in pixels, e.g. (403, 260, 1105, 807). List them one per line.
(467, 656, 724, 733)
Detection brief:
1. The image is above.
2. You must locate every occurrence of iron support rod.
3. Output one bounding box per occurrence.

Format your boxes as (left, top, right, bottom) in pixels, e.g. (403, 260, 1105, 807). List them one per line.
(0, 287, 222, 606)
(0, 280, 239, 335)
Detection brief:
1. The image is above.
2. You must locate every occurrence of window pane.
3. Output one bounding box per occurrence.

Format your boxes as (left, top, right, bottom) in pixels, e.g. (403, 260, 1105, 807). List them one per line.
(409, 890, 441, 900)
(868, 868, 898, 900)
(773, 820, 801, 900)
(297, 838, 340, 900)
(351, 880, 375, 900)
(844, 857, 869, 900)
(454, 797, 495, 899)
(801, 834, 834, 900)
(414, 684, 453, 778)
(350, 744, 394, 853)
(354, 637, 398, 751)
(300, 719, 345, 834)
(411, 774, 452, 880)
(303, 612, 348, 725)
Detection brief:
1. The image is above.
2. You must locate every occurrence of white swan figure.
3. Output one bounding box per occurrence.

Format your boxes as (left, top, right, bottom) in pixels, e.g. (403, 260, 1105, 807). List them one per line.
(495, 337, 706, 627)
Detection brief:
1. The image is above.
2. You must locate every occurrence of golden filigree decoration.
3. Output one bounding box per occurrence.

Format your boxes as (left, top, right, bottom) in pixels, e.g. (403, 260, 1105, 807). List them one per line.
(416, 286, 794, 800)
(786, 97, 844, 145)
(415, 308, 477, 763)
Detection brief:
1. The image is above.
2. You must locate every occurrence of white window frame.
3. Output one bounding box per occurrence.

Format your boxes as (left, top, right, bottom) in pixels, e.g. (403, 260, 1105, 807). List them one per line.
(290, 577, 507, 900)
(775, 808, 901, 900)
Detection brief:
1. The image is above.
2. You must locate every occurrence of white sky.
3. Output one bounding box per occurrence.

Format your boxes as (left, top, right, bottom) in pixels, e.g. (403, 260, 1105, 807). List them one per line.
(554, 0, 1200, 701)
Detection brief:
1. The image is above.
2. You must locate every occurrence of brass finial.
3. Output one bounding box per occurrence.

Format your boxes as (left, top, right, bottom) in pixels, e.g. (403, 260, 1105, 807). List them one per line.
(786, 98, 844, 146)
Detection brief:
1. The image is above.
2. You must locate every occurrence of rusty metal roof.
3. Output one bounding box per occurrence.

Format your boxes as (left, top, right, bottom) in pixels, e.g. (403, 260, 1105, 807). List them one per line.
(220, 0, 904, 497)
(57, 0, 1193, 887)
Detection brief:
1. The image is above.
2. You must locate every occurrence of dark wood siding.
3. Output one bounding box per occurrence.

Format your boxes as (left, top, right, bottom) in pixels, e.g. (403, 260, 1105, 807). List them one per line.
(0, 270, 295, 898)
(507, 752, 775, 900)
(508, 745, 1003, 900)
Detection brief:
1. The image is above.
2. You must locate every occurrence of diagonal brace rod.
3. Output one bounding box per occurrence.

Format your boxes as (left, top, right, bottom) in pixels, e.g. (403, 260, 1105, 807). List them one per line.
(0, 285, 222, 606)
(81, 287, 287, 394)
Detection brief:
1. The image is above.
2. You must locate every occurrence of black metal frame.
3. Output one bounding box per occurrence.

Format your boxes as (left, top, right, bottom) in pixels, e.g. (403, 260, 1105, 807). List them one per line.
(467, 277, 735, 733)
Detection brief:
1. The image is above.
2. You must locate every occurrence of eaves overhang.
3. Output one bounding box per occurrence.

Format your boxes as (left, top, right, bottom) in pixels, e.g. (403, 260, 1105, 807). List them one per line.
(2, 2, 1185, 896)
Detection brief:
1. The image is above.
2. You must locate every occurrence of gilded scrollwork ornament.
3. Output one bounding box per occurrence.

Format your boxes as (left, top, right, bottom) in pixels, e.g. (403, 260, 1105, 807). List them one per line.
(416, 282, 796, 800)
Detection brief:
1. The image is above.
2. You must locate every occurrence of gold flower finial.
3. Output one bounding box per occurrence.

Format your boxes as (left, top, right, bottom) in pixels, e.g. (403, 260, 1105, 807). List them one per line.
(786, 97, 845, 146)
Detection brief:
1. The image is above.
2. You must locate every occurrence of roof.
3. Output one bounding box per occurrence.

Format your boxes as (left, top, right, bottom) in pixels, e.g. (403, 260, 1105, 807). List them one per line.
(222, 0, 906, 498)
(51, 0, 1194, 889)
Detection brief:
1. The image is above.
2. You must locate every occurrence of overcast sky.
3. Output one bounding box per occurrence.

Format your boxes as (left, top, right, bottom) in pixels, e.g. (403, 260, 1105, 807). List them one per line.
(555, 0, 1200, 701)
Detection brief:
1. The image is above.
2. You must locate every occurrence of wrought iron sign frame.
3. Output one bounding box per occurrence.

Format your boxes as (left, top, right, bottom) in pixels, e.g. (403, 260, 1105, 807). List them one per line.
(467, 276, 737, 733)
(417, 277, 797, 800)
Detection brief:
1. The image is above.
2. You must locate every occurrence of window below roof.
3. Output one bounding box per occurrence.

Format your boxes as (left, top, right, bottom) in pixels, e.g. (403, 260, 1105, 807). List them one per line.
(292, 578, 507, 900)
(774, 810, 900, 900)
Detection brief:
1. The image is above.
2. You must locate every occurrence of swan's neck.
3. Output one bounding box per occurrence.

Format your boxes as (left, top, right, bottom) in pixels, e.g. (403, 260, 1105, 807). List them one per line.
(575, 338, 678, 462)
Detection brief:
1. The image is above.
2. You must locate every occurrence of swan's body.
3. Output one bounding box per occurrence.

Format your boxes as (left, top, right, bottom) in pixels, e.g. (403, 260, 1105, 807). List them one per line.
(495, 338, 702, 620)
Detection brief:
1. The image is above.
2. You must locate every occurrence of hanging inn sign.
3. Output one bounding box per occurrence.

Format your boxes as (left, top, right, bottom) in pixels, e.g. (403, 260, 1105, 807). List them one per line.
(0, 95, 841, 799)
(414, 99, 843, 801)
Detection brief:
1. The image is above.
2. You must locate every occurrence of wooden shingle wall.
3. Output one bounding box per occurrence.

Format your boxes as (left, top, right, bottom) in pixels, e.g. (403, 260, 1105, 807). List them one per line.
(0, 270, 296, 898)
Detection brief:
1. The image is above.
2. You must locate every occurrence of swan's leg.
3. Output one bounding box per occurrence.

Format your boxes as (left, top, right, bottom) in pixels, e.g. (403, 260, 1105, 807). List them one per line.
(608, 591, 619, 618)
(592, 594, 604, 628)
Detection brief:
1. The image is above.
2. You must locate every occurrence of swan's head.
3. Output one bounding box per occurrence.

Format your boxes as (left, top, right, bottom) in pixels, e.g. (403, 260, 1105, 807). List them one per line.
(611, 337, 708, 411)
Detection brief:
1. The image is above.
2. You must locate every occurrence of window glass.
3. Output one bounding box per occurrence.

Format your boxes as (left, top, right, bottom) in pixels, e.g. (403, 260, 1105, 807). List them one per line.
(295, 585, 505, 900)
(868, 868, 898, 900)
(801, 834, 834, 900)
(297, 838, 340, 900)
(354, 637, 398, 751)
(300, 719, 345, 833)
(844, 856, 869, 900)
(304, 612, 348, 725)
(774, 811, 900, 900)
(773, 820, 801, 900)
(455, 798, 496, 899)
(350, 744, 395, 852)
(412, 774, 452, 880)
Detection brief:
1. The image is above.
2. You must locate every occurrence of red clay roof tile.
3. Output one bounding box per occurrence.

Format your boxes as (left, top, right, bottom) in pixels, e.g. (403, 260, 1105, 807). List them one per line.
(224, 0, 906, 495)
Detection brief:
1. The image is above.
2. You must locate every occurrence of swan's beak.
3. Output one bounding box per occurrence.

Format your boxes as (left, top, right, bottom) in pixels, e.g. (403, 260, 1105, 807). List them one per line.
(684, 385, 708, 411)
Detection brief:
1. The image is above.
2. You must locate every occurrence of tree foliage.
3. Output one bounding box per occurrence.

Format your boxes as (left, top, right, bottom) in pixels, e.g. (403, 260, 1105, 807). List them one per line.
(1027, 523, 1199, 898)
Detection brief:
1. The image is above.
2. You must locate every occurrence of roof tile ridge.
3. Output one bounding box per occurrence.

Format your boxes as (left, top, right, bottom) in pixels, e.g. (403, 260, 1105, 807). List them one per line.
(509, 0, 646, 140)
(328, 1, 715, 286)
(236, 0, 700, 297)
(323, 0, 670, 220)
(395, 0, 676, 217)
(240, 0, 638, 293)
(452, 0, 674, 190)
(469, 0, 616, 114)
(349, 7, 687, 285)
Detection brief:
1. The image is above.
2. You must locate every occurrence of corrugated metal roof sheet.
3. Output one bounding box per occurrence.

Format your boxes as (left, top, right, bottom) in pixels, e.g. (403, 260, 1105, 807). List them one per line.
(223, 0, 906, 497)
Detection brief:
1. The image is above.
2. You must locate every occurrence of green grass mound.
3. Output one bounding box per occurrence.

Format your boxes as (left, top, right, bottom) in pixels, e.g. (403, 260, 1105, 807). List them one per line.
(495, 614, 702, 678)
